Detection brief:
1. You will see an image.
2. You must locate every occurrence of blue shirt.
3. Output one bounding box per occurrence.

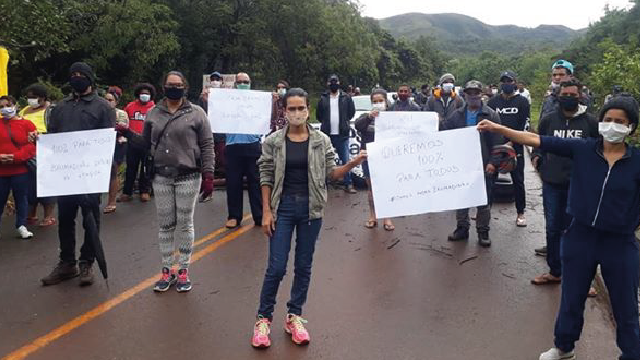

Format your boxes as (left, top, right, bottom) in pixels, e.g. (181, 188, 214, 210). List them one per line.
(465, 109, 479, 126)
(540, 136, 640, 234)
(226, 134, 261, 145)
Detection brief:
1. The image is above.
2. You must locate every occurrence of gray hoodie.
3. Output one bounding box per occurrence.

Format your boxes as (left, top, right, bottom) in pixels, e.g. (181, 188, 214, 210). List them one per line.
(143, 99, 214, 178)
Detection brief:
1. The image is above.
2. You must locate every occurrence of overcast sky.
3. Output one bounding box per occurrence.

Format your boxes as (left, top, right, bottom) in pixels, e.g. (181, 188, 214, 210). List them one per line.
(359, 0, 633, 29)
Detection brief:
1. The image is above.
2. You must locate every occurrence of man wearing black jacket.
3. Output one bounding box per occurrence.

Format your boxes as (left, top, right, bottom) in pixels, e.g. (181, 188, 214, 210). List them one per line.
(41, 62, 116, 287)
(487, 71, 531, 227)
(530, 79, 598, 286)
(443, 80, 504, 248)
(316, 74, 356, 193)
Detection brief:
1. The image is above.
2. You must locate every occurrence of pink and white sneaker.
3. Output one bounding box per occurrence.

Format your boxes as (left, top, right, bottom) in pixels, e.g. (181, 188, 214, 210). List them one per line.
(284, 314, 310, 345)
(252, 317, 271, 348)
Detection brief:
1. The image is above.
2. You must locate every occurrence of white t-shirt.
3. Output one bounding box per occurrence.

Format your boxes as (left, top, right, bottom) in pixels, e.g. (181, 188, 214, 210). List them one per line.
(518, 89, 532, 104)
(330, 95, 340, 135)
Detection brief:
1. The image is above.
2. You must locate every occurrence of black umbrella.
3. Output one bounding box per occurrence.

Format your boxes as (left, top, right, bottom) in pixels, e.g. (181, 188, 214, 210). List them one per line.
(82, 195, 108, 284)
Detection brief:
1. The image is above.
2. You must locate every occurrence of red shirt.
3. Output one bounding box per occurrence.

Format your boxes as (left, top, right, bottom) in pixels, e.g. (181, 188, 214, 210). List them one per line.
(0, 117, 37, 177)
(124, 100, 155, 134)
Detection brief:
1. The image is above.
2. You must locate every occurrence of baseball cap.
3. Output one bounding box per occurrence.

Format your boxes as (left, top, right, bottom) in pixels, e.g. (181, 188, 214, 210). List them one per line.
(500, 71, 517, 82)
(210, 71, 222, 80)
(464, 80, 483, 93)
(440, 73, 456, 84)
(552, 60, 574, 75)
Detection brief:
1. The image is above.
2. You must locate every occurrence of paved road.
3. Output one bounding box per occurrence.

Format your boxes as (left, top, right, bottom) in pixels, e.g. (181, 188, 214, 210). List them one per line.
(0, 162, 620, 360)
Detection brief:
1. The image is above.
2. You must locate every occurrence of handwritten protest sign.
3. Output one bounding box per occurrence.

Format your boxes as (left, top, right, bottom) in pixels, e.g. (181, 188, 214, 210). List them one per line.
(37, 129, 116, 197)
(375, 111, 439, 141)
(208, 88, 272, 134)
(367, 127, 487, 219)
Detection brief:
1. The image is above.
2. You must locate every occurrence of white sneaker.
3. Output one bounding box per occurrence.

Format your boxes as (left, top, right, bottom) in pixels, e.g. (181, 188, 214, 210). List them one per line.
(539, 347, 576, 360)
(17, 226, 34, 239)
(516, 215, 527, 227)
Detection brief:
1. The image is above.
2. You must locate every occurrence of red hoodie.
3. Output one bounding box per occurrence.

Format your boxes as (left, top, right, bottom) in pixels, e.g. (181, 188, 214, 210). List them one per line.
(124, 100, 155, 134)
(0, 118, 36, 177)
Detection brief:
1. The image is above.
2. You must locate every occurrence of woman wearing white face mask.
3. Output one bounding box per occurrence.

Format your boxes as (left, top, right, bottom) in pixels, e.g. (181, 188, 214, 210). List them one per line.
(252, 88, 367, 348)
(476, 95, 640, 360)
(355, 88, 395, 230)
(0, 95, 36, 239)
(270, 80, 290, 133)
(20, 83, 57, 227)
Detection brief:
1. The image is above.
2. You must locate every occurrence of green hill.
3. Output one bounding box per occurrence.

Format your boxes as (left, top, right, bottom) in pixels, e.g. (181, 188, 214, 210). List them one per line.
(378, 13, 584, 56)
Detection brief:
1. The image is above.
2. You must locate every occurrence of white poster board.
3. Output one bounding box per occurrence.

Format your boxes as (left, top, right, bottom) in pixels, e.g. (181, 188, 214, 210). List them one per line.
(375, 111, 439, 141)
(37, 129, 116, 197)
(367, 127, 487, 219)
(208, 88, 272, 135)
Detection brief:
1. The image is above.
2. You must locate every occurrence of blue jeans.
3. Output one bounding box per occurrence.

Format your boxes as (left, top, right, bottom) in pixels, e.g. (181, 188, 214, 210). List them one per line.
(542, 182, 572, 278)
(0, 173, 30, 228)
(330, 135, 351, 186)
(554, 222, 640, 359)
(258, 194, 322, 320)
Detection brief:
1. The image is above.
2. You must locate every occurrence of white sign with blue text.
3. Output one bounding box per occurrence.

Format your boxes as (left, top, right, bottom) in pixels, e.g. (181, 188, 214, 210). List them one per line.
(37, 129, 116, 197)
(367, 127, 487, 219)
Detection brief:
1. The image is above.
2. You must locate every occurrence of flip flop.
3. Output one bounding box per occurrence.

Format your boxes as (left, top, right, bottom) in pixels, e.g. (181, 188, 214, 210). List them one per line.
(531, 273, 561, 285)
(383, 223, 395, 231)
(103, 205, 117, 214)
(588, 287, 598, 298)
(225, 219, 240, 229)
(365, 220, 378, 229)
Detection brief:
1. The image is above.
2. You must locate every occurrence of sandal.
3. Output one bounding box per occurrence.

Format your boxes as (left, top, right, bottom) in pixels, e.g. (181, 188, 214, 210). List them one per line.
(103, 205, 117, 214)
(27, 216, 39, 226)
(39, 217, 57, 227)
(365, 220, 378, 229)
(225, 219, 240, 229)
(383, 223, 395, 231)
(588, 287, 598, 298)
(531, 273, 561, 285)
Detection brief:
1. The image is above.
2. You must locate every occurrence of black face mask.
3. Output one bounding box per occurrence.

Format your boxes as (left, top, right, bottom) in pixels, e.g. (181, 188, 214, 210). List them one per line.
(501, 83, 516, 95)
(70, 76, 91, 94)
(164, 87, 185, 100)
(329, 83, 340, 93)
(558, 96, 580, 112)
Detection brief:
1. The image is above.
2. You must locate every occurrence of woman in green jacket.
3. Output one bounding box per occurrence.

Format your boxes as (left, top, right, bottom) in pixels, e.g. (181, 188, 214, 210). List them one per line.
(251, 88, 366, 348)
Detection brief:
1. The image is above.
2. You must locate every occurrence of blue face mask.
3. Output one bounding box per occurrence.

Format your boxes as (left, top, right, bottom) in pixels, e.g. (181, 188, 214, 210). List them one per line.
(237, 84, 251, 90)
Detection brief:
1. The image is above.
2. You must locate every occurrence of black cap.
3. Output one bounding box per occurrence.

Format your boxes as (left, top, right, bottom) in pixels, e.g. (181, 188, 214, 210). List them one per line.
(328, 74, 339, 83)
(69, 62, 96, 84)
(210, 71, 222, 80)
(500, 71, 517, 82)
(599, 94, 640, 134)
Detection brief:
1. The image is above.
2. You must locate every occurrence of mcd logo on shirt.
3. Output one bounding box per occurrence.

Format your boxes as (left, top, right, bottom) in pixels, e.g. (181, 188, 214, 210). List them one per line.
(496, 107, 519, 115)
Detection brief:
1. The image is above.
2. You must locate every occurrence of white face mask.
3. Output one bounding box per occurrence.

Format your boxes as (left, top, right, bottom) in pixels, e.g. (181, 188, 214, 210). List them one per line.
(372, 102, 386, 112)
(442, 83, 454, 93)
(0, 106, 16, 119)
(27, 98, 40, 107)
(139, 94, 151, 103)
(211, 81, 222, 88)
(287, 110, 308, 126)
(599, 122, 631, 144)
(278, 88, 287, 97)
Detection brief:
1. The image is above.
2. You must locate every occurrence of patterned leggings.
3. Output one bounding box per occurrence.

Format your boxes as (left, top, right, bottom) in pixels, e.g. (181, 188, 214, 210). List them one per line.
(152, 173, 202, 270)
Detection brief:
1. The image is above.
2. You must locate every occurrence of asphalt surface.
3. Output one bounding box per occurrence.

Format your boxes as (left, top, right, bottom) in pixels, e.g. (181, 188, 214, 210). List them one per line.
(0, 160, 620, 360)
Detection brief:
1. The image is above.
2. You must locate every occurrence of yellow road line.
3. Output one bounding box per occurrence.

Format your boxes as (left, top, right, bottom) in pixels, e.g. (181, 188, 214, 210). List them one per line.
(2, 224, 255, 360)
